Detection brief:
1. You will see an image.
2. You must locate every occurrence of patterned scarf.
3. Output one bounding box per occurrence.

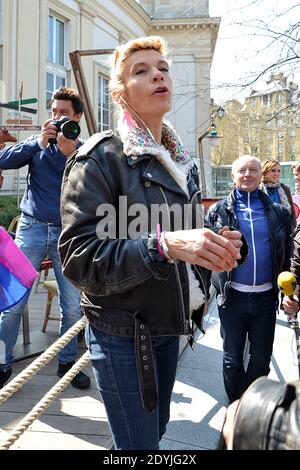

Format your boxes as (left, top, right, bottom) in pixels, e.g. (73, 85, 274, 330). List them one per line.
(117, 110, 194, 194)
(260, 182, 291, 213)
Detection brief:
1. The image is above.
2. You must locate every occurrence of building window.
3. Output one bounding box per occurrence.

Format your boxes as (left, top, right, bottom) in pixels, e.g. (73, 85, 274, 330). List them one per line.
(276, 143, 283, 154)
(97, 75, 110, 131)
(277, 131, 284, 139)
(242, 130, 248, 143)
(263, 94, 271, 107)
(48, 15, 65, 66)
(289, 128, 296, 138)
(46, 13, 67, 110)
(0, 0, 3, 42)
(46, 72, 66, 110)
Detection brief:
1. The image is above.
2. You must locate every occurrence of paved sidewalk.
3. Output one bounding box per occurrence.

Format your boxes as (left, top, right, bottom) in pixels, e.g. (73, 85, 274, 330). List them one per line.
(1, 282, 298, 450)
(161, 293, 226, 450)
(161, 293, 298, 450)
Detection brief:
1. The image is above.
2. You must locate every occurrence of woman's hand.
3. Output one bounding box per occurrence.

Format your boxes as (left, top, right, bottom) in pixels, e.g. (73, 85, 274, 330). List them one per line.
(164, 228, 242, 272)
(282, 295, 299, 314)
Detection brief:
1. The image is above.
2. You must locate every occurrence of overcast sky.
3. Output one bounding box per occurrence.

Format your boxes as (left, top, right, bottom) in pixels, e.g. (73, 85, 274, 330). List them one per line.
(209, 0, 300, 104)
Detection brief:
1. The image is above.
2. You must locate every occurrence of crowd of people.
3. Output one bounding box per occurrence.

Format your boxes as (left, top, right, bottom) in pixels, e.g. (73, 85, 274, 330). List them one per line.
(0, 34, 299, 450)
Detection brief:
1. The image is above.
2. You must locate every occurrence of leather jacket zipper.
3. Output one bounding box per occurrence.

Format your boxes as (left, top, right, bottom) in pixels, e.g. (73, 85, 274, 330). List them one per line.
(188, 189, 204, 230)
(187, 189, 208, 302)
(189, 189, 202, 207)
(158, 186, 189, 334)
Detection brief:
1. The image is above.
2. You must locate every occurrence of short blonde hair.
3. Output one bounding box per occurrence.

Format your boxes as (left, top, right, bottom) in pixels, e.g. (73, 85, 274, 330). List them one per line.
(109, 36, 169, 99)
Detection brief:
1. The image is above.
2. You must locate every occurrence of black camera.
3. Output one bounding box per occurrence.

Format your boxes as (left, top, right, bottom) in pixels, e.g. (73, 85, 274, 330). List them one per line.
(48, 115, 81, 145)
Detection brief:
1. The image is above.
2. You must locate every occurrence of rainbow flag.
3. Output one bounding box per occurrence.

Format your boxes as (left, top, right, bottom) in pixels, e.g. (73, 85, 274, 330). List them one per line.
(0, 226, 38, 311)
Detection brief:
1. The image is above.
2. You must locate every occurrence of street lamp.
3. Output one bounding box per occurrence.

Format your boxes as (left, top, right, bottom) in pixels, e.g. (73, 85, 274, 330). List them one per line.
(215, 106, 225, 120)
(197, 106, 225, 197)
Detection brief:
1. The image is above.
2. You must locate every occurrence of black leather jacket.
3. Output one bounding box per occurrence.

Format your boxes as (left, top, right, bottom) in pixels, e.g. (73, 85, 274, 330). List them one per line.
(232, 377, 300, 450)
(59, 130, 210, 410)
(205, 189, 292, 306)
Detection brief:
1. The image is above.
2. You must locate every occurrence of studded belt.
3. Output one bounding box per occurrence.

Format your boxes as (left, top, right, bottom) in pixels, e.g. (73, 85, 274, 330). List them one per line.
(134, 317, 158, 412)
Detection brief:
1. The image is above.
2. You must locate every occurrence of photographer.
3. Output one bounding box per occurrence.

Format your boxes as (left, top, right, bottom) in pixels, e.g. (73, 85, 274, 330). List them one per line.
(0, 87, 90, 390)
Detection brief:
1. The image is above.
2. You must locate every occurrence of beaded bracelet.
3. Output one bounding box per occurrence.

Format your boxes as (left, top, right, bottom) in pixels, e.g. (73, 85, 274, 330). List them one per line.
(156, 223, 174, 263)
(156, 223, 165, 257)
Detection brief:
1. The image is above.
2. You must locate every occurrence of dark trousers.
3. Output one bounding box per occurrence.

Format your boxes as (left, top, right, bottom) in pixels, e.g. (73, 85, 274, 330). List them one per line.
(218, 288, 278, 402)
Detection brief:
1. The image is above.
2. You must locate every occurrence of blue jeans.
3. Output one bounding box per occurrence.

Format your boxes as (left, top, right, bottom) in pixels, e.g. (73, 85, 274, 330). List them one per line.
(0, 213, 81, 370)
(218, 288, 278, 402)
(86, 324, 179, 450)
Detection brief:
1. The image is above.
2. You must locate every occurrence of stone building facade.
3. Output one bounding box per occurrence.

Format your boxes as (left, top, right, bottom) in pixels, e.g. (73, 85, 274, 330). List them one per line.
(0, 0, 220, 194)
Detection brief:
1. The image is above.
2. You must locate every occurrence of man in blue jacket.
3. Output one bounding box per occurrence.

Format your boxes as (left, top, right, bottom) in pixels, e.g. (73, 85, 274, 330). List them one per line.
(0, 87, 90, 389)
(205, 155, 292, 403)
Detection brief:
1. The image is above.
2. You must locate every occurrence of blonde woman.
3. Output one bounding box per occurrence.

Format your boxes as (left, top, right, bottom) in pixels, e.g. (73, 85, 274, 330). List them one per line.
(59, 36, 243, 449)
(261, 158, 296, 227)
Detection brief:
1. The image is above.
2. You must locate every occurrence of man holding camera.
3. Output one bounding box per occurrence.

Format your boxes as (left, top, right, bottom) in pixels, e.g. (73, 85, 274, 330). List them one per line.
(0, 87, 90, 390)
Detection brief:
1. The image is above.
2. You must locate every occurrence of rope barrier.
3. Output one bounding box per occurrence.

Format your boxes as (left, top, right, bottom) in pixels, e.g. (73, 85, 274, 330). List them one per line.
(0, 350, 90, 450)
(0, 317, 86, 406)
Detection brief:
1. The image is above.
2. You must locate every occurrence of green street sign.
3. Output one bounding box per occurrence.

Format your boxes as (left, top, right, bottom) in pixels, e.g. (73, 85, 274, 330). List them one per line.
(0, 103, 37, 114)
(7, 98, 38, 106)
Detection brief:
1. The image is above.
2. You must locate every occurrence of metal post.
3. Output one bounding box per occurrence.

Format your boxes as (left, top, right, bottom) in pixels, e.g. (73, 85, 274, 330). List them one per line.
(295, 328, 300, 378)
(16, 82, 23, 206)
(198, 138, 207, 198)
(22, 303, 30, 345)
(69, 51, 97, 136)
(198, 126, 215, 198)
(69, 49, 114, 137)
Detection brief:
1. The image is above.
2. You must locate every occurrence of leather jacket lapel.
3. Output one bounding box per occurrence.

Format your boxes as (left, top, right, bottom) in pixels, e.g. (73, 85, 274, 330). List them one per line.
(142, 158, 188, 198)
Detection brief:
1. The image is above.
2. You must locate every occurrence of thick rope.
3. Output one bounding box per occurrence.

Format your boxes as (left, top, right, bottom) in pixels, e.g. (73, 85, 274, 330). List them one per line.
(0, 317, 86, 405)
(0, 351, 90, 450)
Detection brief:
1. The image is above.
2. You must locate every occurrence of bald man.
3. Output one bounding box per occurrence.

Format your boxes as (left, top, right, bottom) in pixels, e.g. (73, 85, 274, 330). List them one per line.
(205, 155, 292, 402)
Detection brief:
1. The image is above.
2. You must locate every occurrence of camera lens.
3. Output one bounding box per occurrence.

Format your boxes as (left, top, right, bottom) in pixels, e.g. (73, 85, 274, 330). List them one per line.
(61, 120, 81, 140)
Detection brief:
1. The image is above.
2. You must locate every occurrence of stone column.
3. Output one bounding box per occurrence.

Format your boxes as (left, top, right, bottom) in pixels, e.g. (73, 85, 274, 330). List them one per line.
(195, 55, 212, 196)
